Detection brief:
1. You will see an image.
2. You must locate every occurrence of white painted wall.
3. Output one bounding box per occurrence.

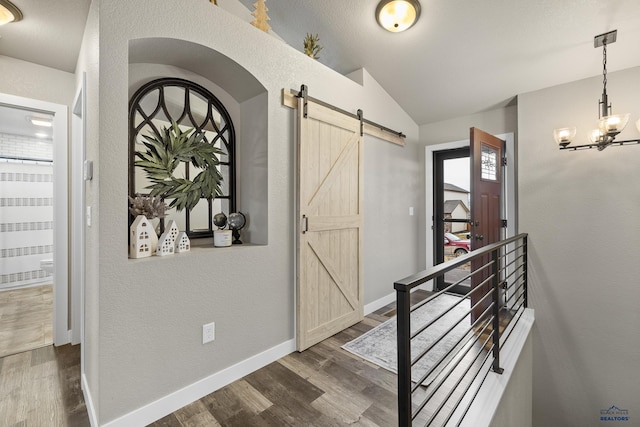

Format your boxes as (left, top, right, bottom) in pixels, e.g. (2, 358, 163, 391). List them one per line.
(77, 0, 420, 424)
(519, 66, 640, 427)
(0, 55, 75, 105)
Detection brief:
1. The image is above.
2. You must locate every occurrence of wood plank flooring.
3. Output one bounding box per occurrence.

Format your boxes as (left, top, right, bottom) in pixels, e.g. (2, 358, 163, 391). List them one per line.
(0, 289, 514, 426)
(149, 290, 434, 427)
(0, 344, 89, 426)
(0, 284, 53, 358)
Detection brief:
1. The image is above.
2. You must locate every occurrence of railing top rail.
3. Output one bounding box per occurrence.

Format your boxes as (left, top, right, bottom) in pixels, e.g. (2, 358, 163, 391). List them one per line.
(394, 233, 528, 291)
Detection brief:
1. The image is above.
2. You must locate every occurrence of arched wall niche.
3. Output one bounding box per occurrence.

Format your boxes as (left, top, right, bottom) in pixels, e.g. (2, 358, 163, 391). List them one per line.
(128, 37, 268, 245)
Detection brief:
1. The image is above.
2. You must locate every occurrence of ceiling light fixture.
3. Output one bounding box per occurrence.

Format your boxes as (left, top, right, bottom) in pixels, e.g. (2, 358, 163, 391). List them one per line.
(376, 0, 421, 33)
(30, 117, 53, 127)
(0, 0, 23, 25)
(555, 30, 640, 151)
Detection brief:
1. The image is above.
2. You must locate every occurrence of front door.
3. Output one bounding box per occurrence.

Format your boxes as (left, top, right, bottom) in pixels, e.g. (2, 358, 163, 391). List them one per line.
(470, 128, 505, 322)
(296, 97, 364, 351)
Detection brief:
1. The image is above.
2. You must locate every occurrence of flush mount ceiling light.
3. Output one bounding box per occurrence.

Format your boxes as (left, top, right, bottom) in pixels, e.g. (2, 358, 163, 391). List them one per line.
(376, 0, 421, 33)
(554, 30, 640, 151)
(0, 0, 23, 25)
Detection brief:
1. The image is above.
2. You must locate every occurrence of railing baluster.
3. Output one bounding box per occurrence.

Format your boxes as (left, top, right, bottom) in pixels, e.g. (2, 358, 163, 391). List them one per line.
(491, 248, 504, 374)
(393, 233, 527, 425)
(396, 285, 412, 426)
(523, 236, 528, 308)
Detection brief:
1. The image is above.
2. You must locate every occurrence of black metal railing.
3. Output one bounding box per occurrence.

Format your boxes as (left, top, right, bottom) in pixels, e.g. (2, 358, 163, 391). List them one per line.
(395, 233, 528, 426)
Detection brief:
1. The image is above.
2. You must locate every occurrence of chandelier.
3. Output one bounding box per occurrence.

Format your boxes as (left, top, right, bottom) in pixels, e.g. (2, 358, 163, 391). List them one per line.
(554, 30, 640, 151)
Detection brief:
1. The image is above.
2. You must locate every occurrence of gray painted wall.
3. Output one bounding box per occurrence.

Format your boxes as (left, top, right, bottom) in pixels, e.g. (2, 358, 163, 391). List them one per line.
(78, 0, 420, 423)
(74, 1, 100, 419)
(490, 334, 533, 427)
(419, 105, 518, 146)
(519, 66, 640, 427)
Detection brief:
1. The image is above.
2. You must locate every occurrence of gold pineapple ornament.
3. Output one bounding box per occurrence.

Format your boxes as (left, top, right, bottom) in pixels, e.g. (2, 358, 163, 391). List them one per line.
(251, 0, 271, 33)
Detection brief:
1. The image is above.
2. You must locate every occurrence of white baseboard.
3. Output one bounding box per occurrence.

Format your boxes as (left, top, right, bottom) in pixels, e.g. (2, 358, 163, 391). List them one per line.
(364, 291, 396, 315)
(82, 373, 99, 427)
(101, 339, 296, 427)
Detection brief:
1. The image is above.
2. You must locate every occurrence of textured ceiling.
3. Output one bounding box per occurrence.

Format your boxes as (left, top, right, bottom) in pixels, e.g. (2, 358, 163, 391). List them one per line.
(0, 0, 90, 73)
(2, 0, 640, 126)
(238, 0, 640, 125)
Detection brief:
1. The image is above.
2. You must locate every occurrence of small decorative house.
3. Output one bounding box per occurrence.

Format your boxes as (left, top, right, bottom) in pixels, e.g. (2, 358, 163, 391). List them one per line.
(156, 220, 181, 257)
(175, 231, 191, 253)
(130, 215, 153, 259)
(166, 220, 180, 242)
(157, 231, 175, 256)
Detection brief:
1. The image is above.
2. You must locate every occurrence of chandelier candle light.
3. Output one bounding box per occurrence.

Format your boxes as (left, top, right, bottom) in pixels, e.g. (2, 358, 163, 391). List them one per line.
(554, 30, 640, 151)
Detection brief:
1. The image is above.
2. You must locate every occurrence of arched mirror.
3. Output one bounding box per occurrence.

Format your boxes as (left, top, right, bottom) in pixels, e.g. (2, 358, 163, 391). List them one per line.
(129, 78, 236, 238)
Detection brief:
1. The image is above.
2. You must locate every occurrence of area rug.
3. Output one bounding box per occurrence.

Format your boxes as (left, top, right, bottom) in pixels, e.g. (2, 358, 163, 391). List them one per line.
(342, 293, 471, 385)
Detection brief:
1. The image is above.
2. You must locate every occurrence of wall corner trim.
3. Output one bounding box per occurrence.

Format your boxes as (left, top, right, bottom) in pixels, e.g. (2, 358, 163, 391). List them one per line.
(101, 339, 296, 427)
(82, 373, 99, 427)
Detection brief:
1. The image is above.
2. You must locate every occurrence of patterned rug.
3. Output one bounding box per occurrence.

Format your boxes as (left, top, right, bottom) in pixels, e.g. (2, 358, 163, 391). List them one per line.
(343, 293, 471, 385)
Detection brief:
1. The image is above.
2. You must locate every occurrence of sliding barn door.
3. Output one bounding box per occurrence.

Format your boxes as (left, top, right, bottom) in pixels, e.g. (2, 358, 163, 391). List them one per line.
(296, 98, 363, 351)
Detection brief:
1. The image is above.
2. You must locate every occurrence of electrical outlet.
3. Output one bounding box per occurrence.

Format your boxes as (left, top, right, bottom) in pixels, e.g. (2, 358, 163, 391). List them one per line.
(202, 322, 215, 344)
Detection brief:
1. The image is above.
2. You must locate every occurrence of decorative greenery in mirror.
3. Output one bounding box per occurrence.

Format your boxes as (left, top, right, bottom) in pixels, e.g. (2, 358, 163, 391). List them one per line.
(129, 77, 236, 238)
(135, 121, 224, 212)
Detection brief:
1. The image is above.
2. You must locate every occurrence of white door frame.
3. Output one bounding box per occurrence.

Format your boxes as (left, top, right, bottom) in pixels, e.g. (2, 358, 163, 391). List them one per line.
(425, 133, 516, 290)
(71, 73, 86, 346)
(0, 92, 69, 345)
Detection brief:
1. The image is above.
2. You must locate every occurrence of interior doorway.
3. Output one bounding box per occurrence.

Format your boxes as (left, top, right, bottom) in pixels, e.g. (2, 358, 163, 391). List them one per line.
(0, 93, 69, 352)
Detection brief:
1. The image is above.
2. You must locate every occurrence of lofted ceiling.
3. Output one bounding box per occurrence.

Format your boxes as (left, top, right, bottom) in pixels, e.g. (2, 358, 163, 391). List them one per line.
(0, 0, 90, 73)
(2, 0, 640, 126)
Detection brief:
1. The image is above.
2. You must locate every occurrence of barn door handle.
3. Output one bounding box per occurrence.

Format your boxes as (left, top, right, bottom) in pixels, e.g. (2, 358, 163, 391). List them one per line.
(475, 234, 484, 241)
(301, 215, 308, 234)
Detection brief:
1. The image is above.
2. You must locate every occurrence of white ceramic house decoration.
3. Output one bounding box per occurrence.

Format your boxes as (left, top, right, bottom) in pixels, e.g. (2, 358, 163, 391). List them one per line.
(166, 219, 180, 242)
(175, 231, 191, 253)
(156, 231, 175, 256)
(130, 215, 153, 259)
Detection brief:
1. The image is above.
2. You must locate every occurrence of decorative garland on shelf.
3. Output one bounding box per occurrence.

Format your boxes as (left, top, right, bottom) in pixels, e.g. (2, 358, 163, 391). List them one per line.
(135, 121, 224, 212)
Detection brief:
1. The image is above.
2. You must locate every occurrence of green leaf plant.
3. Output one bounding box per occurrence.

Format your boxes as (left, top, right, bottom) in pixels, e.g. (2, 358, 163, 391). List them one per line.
(134, 121, 224, 212)
(303, 33, 323, 59)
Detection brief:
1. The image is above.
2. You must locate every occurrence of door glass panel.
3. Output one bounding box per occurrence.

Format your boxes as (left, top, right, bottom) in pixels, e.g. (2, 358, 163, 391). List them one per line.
(441, 156, 471, 290)
(481, 144, 499, 181)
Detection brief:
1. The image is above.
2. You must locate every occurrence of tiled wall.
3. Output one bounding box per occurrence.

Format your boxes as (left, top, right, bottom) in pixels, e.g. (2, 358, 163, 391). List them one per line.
(0, 132, 53, 161)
